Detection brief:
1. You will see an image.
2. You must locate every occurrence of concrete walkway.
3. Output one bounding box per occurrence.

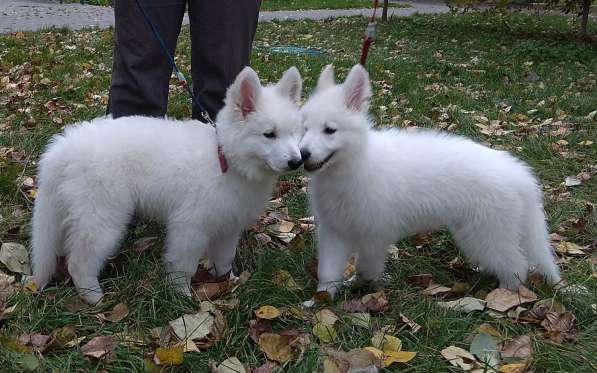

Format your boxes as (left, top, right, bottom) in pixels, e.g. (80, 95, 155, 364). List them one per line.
(0, 0, 449, 34)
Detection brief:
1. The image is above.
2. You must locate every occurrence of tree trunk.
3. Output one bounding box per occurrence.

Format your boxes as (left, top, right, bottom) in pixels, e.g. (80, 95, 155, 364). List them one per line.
(579, 0, 591, 40)
(382, 0, 389, 21)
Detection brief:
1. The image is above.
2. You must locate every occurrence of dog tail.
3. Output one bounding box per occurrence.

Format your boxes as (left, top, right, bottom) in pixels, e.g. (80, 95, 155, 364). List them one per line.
(30, 148, 64, 289)
(522, 197, 562, 285)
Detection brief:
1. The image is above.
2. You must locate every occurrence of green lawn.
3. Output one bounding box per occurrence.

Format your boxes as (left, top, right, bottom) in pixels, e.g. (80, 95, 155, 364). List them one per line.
(0, 12, 596, 372)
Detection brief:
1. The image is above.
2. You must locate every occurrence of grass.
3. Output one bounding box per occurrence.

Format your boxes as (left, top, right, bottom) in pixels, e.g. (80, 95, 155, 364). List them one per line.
(1, 11, 596, 372)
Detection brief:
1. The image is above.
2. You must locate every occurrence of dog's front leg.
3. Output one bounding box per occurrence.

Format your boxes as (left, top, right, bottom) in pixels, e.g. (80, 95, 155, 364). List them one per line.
(163, 224, 207, 296)
(305, 225, 351, 306)
(207, 228, 241, 278)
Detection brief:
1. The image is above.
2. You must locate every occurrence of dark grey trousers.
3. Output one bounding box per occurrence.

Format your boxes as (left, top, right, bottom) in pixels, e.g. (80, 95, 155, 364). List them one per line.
(107, 0, 261, 120)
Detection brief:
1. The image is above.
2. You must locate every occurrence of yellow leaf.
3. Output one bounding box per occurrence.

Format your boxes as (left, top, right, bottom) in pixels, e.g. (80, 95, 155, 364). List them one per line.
(24, 280, 38, 293)
(371, 332, 402, 352)
(315, 308, 339, 326)
(154, 346, 184, 366)
(365, 346, 416, 367)
(255, 305, 281, 320)
(272, 270, 302, 291)
(499, 363, 527, 373)
(312, 322, 337, 343)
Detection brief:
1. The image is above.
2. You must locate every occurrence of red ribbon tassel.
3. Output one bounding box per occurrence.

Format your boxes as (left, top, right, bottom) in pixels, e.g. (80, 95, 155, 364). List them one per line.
(218, 145, 228, 173)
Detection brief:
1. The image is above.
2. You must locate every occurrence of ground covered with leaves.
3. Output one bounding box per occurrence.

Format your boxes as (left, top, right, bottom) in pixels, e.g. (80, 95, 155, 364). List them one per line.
(0, 12, 596, 373)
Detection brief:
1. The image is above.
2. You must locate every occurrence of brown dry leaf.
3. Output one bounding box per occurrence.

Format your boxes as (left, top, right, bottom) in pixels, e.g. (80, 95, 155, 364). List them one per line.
(272, 270, 302, 291)
(323, 356, 348, 373)
(81, 335, 117, 361)
(477, 323, 502, 339)
(249, 319, 272, 343)
(251, 361, 277, 373)
(501, 335, 532, 359)
(342, 291, 390, 313)
(255, 305, 281, 320)
(441, 345, 479, 371)
(18, 332, 52, 353)
(324, 348, 378, 372)
(406, 273, 434, 287)
(193, 281, 232, 301)
(398, 313, 421, 333)
(422, 284, 452, 296)
(98, 302, 129, 323)
(313, 322, 337, 343)
(132, 236, 158, 253)
(153, 346, 184, 366)
(51, 326, 82, 348)
(540, 312, 579, 342)
(258, 333, 292, 363)
(485, 287, 537, 312)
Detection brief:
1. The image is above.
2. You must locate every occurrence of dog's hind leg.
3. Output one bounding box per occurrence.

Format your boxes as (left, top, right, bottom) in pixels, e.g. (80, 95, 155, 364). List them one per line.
(452, 221, 529, 290)
(66, 216, 128, 305)
(163, 223, 206, 296)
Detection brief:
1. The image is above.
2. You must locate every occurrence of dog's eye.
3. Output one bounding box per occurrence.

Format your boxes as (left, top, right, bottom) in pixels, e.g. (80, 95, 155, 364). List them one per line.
(263, 131, 277, 139)
(324, 127, 337, 135)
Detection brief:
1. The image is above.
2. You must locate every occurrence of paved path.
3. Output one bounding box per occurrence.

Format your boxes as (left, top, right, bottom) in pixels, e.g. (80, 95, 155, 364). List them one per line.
(0, 0, 449, 34)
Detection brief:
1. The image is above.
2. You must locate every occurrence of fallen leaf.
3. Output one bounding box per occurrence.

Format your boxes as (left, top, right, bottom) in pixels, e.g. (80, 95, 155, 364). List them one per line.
(470, 332, 500, 368)
(315, 308, 339, 326)
(0, 242, 31, 274)
(313, 322, 337, 343)
(154, 346, 184, 366)
(564, 176, 581, 187)
(169, 312, 215, 341)
(501, 335, 532, 359)
(437, 297, 486, 313)
(18, 332, 52, 353)
(485, 287, 537, 312)
(586, 110, 597, 120)
(258, 333, 292, 363)
(98, 302, 129, 323)
(476, 324, 502, 339)
(272, 270, 302, 291)
(132, 236, 157, 253)
(499, 363, 528, 373)
(249, 319, 272, 343)
(556, 241, 586, 256)
(422, 284, 452, 296)
(406, 273, 434, 287)
(342, 291, 389, 313)
(540, 311, 578, 342)
(365, 346, 417, 367)
(81, 335, 117, 361)
(193, 281, 231, 301)
(398, 313, 421, 333)
(214, 356, 246, 373)
(255, 305, 281, 320)
(371, 332, 402, 352)
(252, 361, 278, 373)
(51, 326, 79, 348)
(441, 345, 479, 371)
(348, 312, 371, 328)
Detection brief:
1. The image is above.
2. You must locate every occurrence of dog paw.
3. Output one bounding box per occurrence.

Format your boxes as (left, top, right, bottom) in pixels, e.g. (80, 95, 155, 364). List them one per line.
(302, 299, 316, 308)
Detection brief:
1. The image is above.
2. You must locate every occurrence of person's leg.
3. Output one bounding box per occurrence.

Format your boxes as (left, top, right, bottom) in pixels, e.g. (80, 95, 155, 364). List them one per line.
(108, 0, 187, 118)
(188, 0, 261, 120)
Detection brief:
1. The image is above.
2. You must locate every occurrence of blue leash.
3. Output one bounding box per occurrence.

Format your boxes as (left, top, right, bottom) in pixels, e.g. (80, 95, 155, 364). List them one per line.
(133, 0, 215, 126)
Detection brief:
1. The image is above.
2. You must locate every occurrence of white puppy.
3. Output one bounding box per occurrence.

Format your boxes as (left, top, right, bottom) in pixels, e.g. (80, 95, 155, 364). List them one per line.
(300, 64, 561, 299)
(30, 67, 304, 304)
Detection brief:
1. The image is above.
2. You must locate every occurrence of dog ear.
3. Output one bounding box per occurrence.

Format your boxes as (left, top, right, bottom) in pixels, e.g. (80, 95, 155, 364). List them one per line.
(227, 66, 262, 120)
(342, 64, 372, 112)
(315, 64, 335, 92)
(276, 66, 302, 104)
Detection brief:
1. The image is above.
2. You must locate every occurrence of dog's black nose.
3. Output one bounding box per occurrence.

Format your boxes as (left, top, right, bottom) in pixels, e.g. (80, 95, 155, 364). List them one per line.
(288, 158, 303, 170)
(300, 149, 311, 161)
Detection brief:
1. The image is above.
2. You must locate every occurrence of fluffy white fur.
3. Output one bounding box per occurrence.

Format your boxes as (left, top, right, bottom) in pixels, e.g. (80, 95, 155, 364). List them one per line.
(300, 64, 562, 298)
(30, 66, 304, 304)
